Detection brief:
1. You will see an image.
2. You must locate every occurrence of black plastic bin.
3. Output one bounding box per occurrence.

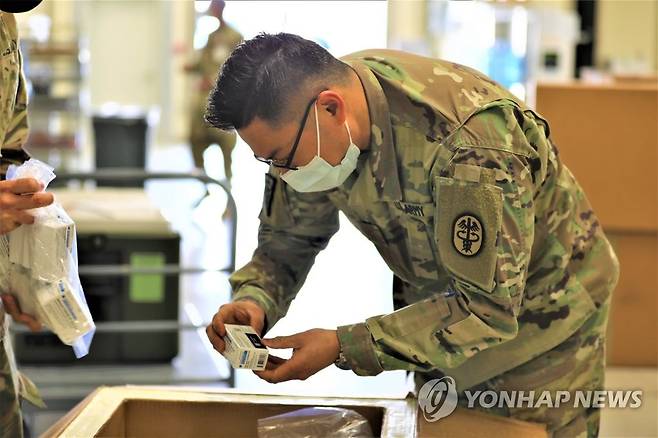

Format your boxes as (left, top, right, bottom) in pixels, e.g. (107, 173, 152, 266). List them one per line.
(93, 115, 149, 187)
(13, 234, 180, 364)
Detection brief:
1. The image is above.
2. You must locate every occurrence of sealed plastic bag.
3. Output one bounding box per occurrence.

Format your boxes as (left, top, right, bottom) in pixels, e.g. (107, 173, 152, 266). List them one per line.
(257, 407, 374, 438)
(0, 159, 95, 358)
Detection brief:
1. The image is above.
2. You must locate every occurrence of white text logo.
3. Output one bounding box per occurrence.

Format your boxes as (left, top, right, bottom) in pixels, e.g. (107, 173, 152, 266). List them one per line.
(418, 377, 459, 422)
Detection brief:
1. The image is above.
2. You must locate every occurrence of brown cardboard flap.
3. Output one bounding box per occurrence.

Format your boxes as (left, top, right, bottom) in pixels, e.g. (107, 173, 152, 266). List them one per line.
(606, 232, 658, 366)
(418, 407, 547, 438)
(41, 387, 105, 438)
(536, 82, 658, 232)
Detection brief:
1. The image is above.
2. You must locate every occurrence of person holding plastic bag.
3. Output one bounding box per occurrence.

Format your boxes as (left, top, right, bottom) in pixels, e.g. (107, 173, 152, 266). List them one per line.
(1, 161, 97, 437)
(3, 159, 96, 355)
(1, 2, 56, 436)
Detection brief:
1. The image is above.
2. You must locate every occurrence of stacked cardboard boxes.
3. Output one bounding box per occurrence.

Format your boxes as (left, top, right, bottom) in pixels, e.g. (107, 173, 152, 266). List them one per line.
(536, 81, 658, 366)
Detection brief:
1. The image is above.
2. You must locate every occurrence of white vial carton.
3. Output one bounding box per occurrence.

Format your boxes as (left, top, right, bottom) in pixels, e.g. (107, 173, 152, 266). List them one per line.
(222, 324, 269, 371)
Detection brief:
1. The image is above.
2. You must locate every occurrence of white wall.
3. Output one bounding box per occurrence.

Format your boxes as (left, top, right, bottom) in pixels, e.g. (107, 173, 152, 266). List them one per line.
(77, 0, 192, 145)
(214, 0, 408, 398)
(596, 0, 658, 73)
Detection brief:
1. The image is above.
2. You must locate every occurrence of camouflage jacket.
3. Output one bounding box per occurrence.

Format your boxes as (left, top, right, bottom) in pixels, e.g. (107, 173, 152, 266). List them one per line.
(1, 12, 43, 425)
(0, 12, 30, 179)
(229, 49, 619, 390)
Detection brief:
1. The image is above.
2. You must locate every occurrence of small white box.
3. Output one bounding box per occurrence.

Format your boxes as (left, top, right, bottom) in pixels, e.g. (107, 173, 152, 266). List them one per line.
(8, 208, 74, 281)
(222, 324, 269, 371)
(34, 278, 94, 345)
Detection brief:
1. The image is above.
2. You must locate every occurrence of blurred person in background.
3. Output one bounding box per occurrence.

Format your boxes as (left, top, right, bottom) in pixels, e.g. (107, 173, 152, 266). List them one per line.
(185, 0, 242, 192)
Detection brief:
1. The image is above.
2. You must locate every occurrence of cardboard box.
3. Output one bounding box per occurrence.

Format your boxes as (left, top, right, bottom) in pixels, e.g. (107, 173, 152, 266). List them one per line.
(536, 82, 658, 366)
(535, 82, 657, 232)
(43, 386, 547, 438)
(417, 406, 549, 438)
(606, 232, 658, 366)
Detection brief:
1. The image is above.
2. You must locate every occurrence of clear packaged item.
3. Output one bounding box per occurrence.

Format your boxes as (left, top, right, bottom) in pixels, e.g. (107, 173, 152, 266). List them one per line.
(257, 407, 374, 438)
(0, 159, 95, 358)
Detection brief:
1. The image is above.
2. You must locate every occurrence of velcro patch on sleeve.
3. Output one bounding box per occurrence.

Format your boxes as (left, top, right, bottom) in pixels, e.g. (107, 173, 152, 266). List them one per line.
(435, 175, 503, 292)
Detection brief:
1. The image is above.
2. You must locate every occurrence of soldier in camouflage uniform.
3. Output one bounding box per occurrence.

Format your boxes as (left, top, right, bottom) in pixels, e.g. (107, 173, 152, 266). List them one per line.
(1, 5, 53, 437)
(186, 0, 242, 181)
(204, 33, 619, 437)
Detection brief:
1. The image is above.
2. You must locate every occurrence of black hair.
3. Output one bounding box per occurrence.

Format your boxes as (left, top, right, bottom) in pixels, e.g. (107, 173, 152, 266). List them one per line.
(205, 32, 350, 131)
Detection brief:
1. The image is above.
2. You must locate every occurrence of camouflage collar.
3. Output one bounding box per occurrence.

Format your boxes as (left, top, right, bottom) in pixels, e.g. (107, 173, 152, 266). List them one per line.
(346, 60, 403, 201)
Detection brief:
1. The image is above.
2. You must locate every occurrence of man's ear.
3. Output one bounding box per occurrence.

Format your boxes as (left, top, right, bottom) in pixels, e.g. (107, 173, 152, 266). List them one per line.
(317, 91, 346, 126)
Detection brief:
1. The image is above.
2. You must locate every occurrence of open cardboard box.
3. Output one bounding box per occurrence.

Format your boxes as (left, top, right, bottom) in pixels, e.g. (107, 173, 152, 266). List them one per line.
(43, 386, 547, 437)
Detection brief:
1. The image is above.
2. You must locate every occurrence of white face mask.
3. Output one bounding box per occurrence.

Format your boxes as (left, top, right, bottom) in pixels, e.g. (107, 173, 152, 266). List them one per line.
(281, 103, 361, 193)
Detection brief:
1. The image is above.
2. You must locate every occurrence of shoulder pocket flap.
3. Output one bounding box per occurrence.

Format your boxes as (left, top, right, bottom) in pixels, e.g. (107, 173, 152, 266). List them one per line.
(435, 176, 503, 292)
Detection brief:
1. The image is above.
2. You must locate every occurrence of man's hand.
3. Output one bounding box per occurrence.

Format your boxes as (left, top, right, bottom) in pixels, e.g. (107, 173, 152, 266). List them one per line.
(206, 300, 266, 353)
(1, 294, 42, 332)
(0, 178, 54, 235)
(254, 329, 340, 383)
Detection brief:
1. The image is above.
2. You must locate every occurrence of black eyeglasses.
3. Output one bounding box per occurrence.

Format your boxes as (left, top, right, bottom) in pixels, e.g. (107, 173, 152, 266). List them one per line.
(254, 92, 324, 171)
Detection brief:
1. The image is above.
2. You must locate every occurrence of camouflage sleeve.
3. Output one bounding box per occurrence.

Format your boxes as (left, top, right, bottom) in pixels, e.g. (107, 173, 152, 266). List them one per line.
(230, 171, 340, 333)
(337, 104, 548, 376)
(0, 49, 30, 178)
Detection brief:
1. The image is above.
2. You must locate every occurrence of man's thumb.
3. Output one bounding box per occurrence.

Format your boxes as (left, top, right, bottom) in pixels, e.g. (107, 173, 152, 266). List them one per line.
(262, 335, 296, 349)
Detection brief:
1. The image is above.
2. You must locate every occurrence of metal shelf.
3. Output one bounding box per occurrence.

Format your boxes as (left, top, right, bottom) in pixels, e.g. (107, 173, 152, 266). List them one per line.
(77, 264, 233, 276)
